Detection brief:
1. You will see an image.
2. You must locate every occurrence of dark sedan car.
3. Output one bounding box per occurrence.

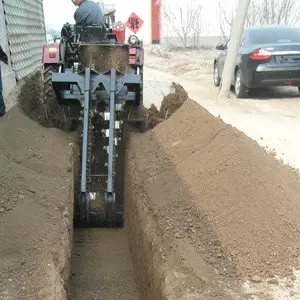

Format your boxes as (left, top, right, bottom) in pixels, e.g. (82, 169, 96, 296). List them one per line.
(213, 25, 300, 98)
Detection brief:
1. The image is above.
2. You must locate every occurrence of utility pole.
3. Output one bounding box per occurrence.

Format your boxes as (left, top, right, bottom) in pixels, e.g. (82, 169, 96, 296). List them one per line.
(218, 0, 251, 99)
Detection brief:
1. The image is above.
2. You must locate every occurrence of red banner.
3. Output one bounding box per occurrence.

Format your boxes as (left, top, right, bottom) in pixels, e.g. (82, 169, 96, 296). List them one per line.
(125, 12, 144, 34)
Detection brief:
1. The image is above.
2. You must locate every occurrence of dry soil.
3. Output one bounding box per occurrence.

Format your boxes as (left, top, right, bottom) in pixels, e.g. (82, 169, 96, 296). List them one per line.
(126, 92, 300, 298)
(0, 105, 74, 300)
(70, 228, 141, 300)
(3, 62, 300, 300)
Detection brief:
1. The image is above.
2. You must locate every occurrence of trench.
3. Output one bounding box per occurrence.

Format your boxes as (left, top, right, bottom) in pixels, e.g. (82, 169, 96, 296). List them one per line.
(68, 130, 155, 300)
(70, 228, 141, 300)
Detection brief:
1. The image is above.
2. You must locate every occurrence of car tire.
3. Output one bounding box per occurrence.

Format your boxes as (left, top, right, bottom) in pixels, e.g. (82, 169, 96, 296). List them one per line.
(234, 69, 248, 98)
(298, 87, 300, 93)
(213, 63, 221, 87)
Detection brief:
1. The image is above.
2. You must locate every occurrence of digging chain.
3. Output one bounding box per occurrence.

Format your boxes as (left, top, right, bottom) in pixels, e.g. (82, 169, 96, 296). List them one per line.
(86, 106, 94, 222)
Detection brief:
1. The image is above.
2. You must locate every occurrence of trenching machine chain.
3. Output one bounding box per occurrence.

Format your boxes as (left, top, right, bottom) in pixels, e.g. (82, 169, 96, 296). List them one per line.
(72, 67, 143, 228)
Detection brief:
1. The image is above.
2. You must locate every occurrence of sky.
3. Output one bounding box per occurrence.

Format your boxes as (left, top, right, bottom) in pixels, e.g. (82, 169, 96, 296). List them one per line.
(42, 0, 235, 35)
(43, 0, 118, 30)
(43, 0, 76, 30)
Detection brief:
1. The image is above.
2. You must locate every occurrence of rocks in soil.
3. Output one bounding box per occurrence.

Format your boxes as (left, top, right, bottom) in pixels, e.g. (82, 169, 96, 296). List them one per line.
(251, 275, 262, 283)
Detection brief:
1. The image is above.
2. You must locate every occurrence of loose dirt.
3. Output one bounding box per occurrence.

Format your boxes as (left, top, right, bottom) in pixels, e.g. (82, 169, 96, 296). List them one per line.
(70, 228, 141, 300)
(4, 63, 300, 300)
(146, 82, 188, 128)
(126, 87, 300, 298)
(0, 105, 74, 299)
(80, 45, 130, 72)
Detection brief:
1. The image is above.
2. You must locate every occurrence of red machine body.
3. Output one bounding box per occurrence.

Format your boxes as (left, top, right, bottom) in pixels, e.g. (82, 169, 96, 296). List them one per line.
(129, 46, 144, 65)
(111, 21, 125, 43)
(42, 43, 60, 64)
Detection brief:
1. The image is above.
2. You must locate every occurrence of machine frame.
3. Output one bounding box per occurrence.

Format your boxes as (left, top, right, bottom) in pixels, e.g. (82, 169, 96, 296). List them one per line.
(41, 15, 146, 227)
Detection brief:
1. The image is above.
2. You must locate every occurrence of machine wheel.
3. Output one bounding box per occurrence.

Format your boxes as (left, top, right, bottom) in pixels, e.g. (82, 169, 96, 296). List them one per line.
(79, 193, 90, 226)
(115, 214, 123, 227)
(138, 118, 149, 133)
(213, 63, 221, 87)
(42, 64, 59, 123)
(234, 69, 248, 98)
(43, 64, 77, 131)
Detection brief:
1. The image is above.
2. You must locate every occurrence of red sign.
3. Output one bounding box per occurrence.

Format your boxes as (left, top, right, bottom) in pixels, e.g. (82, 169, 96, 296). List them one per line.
(125, 12, 144, 34)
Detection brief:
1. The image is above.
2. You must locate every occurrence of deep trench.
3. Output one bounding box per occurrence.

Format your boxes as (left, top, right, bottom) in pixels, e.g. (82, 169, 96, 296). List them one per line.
(17, 72, 166, 300)
(68, 130, 145, 300)
(70, 228, 141, 299)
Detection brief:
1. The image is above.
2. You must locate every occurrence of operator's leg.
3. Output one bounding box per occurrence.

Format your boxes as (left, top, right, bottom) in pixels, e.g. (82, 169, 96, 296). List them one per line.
(0, 65, 6, 117)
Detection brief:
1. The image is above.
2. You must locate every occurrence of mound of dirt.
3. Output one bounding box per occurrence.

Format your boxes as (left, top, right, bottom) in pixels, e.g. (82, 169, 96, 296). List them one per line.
(17, 70, 47, 126)
(80, 45, 130, 72)
(160, 82, 188, 118)
(129, 98, 300, 281)
(147, 82, 188, 129)
(0, 106, 74, 299)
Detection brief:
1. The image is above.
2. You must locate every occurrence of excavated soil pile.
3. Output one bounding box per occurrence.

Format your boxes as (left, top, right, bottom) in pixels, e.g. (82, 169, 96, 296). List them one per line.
(17, 70, 49, 127)
(0, 88, 74, 298)
(146, 82, 188, 128)
(80, 46, 130, 72)
(127, 97, 300, 288)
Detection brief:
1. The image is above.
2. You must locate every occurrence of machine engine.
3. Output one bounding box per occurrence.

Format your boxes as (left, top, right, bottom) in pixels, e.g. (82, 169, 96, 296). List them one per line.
(41, 11, 146, 227)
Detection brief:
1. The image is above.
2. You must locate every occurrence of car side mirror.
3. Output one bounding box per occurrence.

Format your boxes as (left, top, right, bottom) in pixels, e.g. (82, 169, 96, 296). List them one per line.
(216, 43, 226, 51)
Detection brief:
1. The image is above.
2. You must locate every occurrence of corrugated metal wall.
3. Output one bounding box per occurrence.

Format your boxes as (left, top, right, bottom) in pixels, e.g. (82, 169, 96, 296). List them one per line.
(2, 0, 46, 80)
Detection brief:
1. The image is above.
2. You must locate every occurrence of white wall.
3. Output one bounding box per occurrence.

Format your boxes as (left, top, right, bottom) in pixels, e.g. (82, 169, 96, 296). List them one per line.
(0, 1, 16, 100)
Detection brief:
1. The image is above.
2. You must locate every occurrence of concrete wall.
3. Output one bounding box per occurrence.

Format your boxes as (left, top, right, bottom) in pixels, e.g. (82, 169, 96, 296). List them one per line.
(0, 0, 45, 106)
(0, 1, 16, 100)
(4, 0, 46, 80)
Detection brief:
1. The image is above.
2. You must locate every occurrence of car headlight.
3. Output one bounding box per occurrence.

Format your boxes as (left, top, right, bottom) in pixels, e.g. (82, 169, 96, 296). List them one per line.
(129, 35, 138, 44)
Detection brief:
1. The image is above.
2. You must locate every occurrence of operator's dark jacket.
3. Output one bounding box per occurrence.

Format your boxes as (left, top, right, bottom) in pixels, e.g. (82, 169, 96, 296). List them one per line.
(74, 0, 104, 26)
(0, 46, 8, 65)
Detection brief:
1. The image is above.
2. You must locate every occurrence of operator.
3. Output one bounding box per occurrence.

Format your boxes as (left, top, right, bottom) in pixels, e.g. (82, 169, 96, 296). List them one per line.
(71, 0, 105, 26)
(0, 45, 8, 119)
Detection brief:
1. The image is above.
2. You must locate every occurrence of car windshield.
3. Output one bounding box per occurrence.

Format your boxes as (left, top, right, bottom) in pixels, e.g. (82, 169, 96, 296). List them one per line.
(248, 28, 300, 44)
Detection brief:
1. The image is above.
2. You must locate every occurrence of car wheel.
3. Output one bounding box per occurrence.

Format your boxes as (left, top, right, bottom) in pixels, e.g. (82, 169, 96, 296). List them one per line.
(234, 69, 248, 98)
(213, 63, 221, 87)
(298, 87, 300, 93)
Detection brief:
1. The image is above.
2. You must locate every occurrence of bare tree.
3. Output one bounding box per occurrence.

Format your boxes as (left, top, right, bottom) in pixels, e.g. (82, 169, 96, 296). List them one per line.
(163, 0, 203, 49)
(218, 0, 300, 37)
(261, 0, 300, 25)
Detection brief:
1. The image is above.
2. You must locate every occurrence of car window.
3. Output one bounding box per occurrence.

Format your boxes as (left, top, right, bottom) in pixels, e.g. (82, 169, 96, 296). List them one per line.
(249, 28, 300, 44)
